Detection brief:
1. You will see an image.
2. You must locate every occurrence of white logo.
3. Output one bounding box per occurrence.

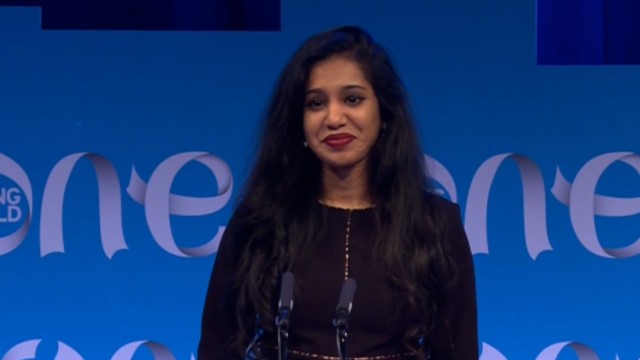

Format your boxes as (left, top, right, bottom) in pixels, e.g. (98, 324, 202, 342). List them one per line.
(432, 151, 640, 260)
(0, 340, 82, 360)
(0, 187, 22, 223)
(0, 151, 232, 258)
(551, 152, 640, 259)
(0, 153, 33, 256)
(2, 150, 638, 260)
(39, 152, 127, 258)
(1, 339, 625, 360)
(480, 341, 618, 360)
(127, 152, 233, 258)
(463, 153, 551, 260)
(0, 339, 194, 360)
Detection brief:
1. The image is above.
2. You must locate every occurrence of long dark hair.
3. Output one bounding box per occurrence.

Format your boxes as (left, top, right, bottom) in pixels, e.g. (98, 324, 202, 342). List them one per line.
(226, 25, 457, 360)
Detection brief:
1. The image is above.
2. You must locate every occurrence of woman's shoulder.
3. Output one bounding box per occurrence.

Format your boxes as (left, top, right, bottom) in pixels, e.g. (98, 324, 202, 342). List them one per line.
(422, 191, 468, 245)
(217, 199, 257, 254)
(423, 190, 461, 220)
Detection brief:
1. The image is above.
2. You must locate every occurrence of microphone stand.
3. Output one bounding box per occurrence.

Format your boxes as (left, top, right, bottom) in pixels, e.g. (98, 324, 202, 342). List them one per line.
(276, 272, 295, 360)
(275, 308, 290, 360)
(332, 309, 349, 360)
(333, 278, 356, 360)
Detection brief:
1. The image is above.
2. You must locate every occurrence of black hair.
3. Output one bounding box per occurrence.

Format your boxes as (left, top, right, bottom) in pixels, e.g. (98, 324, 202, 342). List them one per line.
(226, 25, 457, 360)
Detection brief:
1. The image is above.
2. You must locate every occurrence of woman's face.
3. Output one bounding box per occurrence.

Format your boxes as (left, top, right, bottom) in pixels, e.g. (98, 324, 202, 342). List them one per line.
(303, 56, 381, 170)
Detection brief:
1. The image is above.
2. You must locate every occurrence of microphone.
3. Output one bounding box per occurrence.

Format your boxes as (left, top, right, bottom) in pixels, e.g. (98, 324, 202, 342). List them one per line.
(333, 278, 357, 360)
(276, 272, 295, 360)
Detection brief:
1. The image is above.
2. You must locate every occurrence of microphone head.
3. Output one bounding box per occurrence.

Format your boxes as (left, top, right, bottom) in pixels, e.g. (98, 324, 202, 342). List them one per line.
(279, 271, 295, 310)
(336, 278, 357, 314)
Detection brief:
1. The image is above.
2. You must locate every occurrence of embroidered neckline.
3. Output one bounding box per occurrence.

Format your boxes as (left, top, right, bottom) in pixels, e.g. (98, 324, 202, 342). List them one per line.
(317, 200, 376, 211)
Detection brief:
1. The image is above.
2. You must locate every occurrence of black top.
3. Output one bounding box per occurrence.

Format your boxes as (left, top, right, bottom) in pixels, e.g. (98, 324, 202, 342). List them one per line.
(197, 196, 478, 360)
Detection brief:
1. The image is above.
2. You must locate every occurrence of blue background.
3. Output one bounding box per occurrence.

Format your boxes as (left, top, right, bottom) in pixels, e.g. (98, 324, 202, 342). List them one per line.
(1, 0, 639, 359)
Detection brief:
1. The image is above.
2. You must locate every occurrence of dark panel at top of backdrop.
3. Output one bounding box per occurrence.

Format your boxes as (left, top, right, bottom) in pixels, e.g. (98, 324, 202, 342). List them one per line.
(0, 0, 280, 30)
(537, 0, 640, 65)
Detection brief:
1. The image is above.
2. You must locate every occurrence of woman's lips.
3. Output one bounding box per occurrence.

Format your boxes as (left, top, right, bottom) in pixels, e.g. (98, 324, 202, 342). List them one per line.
(323, 134, 355, 148)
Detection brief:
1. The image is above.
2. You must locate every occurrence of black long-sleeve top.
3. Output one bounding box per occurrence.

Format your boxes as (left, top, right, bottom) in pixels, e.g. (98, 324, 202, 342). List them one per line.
(197, 196, 478, 360)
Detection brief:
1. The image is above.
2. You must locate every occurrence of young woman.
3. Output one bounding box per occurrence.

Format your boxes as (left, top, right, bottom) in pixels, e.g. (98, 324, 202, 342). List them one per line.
(197, 25, 478, 360)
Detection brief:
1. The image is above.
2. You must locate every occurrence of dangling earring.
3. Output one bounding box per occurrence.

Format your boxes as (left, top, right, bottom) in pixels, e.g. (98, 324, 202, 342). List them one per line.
(303, 141, 308, 148)
(379, 122, 387, 139)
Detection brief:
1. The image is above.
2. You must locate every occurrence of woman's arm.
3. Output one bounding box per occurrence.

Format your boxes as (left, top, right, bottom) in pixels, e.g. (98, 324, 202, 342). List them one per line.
(197, 210, 243, 360)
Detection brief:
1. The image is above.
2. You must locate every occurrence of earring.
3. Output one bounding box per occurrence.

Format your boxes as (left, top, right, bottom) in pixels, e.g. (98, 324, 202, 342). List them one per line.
(303, 141, 308, 148)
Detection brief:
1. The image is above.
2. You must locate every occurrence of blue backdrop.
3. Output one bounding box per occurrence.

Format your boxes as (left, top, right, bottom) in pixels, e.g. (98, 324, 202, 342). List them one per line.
(1, 1, 640, 360)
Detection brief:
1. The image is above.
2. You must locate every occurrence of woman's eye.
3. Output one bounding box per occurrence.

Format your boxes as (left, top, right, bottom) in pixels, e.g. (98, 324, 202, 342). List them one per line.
(345, 95, 363, 104)
(307, 99, 324, 108)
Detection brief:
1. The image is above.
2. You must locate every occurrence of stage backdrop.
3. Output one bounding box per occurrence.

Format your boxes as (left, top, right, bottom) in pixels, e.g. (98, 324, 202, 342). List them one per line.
(1, 0, 639, 359)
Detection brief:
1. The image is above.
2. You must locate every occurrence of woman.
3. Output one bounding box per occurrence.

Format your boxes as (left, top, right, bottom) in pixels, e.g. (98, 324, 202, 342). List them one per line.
(197, 26, 478, 360)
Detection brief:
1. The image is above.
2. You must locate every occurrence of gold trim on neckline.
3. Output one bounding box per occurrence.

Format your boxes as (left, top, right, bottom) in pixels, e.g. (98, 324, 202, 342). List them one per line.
(287, 349, 415, 360)
(317, 200, 376, 211)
